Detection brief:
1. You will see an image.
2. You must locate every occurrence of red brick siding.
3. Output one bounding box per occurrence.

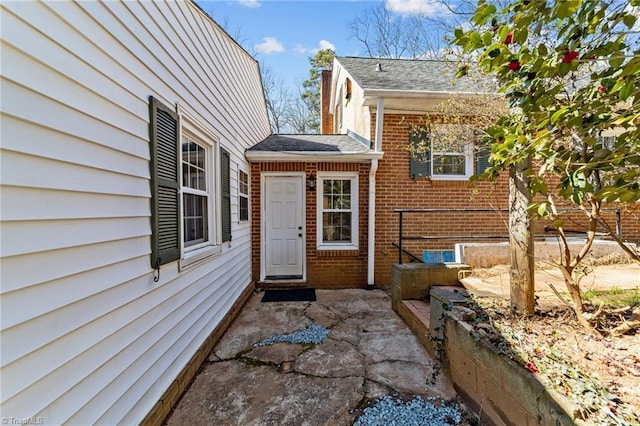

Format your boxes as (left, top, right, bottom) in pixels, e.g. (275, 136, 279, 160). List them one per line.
(320, 70, 334, 134)
(250, 114, 640, 288)
(371, 114, 640, 285)
(251, 161, 370, 288)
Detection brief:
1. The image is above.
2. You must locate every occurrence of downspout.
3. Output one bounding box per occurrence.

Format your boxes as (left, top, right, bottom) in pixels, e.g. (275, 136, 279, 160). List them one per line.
(368, 97, 384, 287)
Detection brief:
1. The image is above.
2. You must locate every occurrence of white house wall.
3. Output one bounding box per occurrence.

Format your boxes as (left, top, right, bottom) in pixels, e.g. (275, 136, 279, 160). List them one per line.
(334, 69, 370, 138)
(0, 1, 270, 424)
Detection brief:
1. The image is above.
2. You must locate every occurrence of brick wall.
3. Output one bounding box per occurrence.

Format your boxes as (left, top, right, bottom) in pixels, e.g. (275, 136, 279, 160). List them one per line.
(371, 113, 640, 286)
(372, 113, 510, 285)
(251, 161, 370, 288)
(320, 70, 334, 134)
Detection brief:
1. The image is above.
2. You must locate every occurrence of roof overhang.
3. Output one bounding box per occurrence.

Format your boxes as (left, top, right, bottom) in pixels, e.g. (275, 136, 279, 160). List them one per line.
(360, 89, 497, 113)
(246, 151, 384, 163)
(361, 89, 491, 104)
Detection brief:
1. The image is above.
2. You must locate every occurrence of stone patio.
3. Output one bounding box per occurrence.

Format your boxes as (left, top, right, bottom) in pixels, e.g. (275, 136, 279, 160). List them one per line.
(164, 288, 458, 425)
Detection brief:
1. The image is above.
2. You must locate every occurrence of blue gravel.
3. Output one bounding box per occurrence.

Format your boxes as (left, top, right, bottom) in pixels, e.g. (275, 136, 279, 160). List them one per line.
(254, 323, 329, 347)
(354, 396, 462, 426)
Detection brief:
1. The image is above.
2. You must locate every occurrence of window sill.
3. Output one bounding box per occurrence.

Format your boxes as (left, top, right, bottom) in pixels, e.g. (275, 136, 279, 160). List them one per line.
(180, 245, 221, 270)
(430, 175, 472, 181)
(317, 244, 359, 251)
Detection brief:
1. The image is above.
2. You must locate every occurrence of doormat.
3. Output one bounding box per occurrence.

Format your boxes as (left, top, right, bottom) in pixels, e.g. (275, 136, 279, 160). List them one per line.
(261, 288, 316, 303)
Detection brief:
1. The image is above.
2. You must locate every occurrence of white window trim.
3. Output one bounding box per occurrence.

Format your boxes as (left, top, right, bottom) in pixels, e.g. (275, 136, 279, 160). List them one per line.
(238, 169, 249, 223)
(430, 140, 474, 181)
(316, 172, 359, 250)
(178, 108, 221, 269)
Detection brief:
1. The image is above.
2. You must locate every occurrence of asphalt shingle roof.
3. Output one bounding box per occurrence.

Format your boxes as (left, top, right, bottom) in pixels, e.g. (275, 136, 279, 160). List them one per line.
(247, 134, 372, 153)
(335, 56, 482, 93)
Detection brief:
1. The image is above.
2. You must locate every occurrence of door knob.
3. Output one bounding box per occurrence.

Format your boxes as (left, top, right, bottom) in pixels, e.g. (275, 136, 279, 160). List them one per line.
(298, 226, 303, 230)
(298, 233, 302, 237)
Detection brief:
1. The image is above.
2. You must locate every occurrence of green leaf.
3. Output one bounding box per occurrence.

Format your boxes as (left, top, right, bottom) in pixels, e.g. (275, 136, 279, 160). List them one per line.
(619, 189, 639, 203)
(537, 203, 548, 217)
(623, 13, 637, 29)
(537, 44, 548, 57)
(498, 25, 509, 42)
(609, 55, 624, 68)
(551, 107, 568, 124)
(571, 192, 584, 204)
(620, 81, 634, 101)
(556, 0, 581, 19)
(482, 31, 494, 46)
(470, 31, 482, 47)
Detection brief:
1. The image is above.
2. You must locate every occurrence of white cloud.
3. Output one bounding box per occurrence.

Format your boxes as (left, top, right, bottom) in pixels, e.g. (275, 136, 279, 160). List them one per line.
(317, 39, 336, 51)
(254, 37, 285, 54)
(238, 0, 260, 8)
(293, 44, 308, 55)
(385, 0, 449, 16)
(294, 40, 336, 55)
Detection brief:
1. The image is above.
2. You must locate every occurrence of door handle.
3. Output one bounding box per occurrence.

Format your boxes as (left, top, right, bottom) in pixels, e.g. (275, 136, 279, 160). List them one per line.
(298, 226, 303, 230)
(298, 233, 302, 238)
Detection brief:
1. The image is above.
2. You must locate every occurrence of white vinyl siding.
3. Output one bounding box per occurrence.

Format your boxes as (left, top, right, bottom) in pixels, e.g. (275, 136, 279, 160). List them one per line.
(0, 1, 269, 424)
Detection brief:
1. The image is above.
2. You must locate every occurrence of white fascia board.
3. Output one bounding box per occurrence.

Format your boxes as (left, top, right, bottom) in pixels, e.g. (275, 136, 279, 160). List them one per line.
(362, 89, 491, 105)
(329, 59, 341, 114)
(245, 151, 384, 162)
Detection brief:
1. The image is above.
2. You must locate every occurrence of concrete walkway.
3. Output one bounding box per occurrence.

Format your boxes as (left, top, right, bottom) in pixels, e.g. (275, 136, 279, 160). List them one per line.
(165, 288, 457, 425)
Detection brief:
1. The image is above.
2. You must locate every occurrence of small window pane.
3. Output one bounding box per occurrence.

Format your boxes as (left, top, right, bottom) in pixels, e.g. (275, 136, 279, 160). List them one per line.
(239, 171, 249, 195)
(323, 212, 351, 242)
(183, 193, 208, 247)
(239, 196, 249, 221)
(433, 154, 466, 176)
(182, 139, 206, 191)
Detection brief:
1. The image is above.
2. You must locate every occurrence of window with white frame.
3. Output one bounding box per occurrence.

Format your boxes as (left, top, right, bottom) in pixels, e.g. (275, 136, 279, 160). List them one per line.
(432, 141, 473, 177)
(409, 124, 475, 180)
(181, 134, 212, 248)
(317, 174, 358, 249)
(239, 170, 249, 222)
(149, 97, 221, 271)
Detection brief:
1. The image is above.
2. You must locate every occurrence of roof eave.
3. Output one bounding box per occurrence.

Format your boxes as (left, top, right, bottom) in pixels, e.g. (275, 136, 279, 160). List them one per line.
(245, 151, 384, 163)
(361, 88, 492, 104)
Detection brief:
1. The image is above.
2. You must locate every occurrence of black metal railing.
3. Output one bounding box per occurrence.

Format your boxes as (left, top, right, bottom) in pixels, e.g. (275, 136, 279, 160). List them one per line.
(394, 208, 622, 265)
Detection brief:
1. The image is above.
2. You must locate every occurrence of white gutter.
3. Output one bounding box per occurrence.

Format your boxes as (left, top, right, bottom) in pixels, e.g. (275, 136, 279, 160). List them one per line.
(367, 159, 378, 286)
(363, 88, 493, 98)
(368, 97, 384, 286)
(375, 97, 384, 152)
(245, 151, 383, 162)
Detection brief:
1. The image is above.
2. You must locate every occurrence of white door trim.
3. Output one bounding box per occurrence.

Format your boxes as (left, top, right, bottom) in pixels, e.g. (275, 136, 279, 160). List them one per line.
(260, 172, 306, 282)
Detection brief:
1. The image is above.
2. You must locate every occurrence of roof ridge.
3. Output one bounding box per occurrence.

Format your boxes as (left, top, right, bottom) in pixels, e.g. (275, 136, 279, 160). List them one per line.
(336, 56, 448, 63)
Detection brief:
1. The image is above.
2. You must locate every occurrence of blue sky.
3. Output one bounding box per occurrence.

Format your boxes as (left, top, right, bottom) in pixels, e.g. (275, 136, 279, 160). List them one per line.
(195, 0, 452, 91)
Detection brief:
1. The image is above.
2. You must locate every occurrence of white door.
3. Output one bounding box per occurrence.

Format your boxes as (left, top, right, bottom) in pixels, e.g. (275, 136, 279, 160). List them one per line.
(264, 176, 304, 279)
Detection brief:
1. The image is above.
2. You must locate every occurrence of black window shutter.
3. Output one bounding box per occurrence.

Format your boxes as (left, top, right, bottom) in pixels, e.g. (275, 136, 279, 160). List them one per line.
(476, 144, 491, 175)
(409, 131, 431, 178)
(221, 148, 232, 242)
(149, 96, 181, 267)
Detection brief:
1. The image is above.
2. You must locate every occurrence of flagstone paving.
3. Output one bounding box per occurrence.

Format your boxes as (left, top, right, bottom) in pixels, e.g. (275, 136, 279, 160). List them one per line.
(165, 288, 458, 426)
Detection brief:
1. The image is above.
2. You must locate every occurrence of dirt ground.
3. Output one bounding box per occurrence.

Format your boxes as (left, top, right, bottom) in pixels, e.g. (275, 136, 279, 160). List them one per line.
(460, 262, 640, 424)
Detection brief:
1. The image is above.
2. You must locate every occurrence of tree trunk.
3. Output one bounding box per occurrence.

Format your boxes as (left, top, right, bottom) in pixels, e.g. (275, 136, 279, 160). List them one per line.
(508, 160, 535, 316)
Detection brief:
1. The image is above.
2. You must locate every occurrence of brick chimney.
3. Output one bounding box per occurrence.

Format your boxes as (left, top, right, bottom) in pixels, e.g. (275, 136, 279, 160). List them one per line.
(320, 69, 333, 134)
